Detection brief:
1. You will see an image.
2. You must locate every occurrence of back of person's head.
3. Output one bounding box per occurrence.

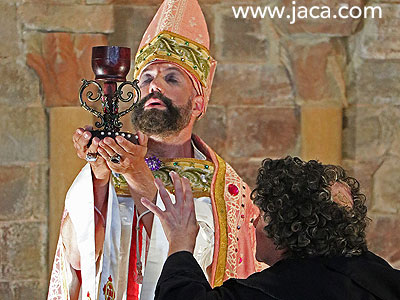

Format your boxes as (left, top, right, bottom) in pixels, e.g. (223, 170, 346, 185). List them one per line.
(251, 156, 369, 259)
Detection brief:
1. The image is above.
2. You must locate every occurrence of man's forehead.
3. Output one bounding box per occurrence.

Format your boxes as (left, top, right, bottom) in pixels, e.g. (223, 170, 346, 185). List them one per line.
(141, 62, 185, 75)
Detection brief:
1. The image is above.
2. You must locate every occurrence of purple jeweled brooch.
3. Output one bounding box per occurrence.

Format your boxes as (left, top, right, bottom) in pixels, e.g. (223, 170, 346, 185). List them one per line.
(145, 156, 162, 171)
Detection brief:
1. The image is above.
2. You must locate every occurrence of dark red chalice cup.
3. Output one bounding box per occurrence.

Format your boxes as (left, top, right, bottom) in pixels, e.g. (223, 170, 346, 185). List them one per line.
(92, 46, 131, 82)
(79, 46, 140, 149)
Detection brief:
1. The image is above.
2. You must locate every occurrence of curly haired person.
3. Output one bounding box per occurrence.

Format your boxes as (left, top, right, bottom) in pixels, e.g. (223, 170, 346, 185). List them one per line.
(143, 156, 400, 300)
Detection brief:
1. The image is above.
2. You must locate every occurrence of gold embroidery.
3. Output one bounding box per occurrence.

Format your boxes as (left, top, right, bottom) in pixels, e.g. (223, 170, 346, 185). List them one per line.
(134, 31, 213, 87)
(173, 0, 188, 33)
(112, 158, 214, 198)
(213, 154, 227, 287)
(157, 0, 178, 33)
(224, 164, 241, 279)
(60, 241, 69, 298)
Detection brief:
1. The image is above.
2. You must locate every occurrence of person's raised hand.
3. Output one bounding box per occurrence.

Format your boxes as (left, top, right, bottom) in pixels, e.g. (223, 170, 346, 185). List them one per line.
(72, 125, 110, 184)
(141, 171, 199, 256)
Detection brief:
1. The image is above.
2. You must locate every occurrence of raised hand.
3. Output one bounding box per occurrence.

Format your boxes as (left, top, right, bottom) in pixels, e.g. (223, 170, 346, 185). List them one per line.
(141, 171, 199, 256)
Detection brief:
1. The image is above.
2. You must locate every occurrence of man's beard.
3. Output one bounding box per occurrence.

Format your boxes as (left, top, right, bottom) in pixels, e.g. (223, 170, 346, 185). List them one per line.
(131, 91, 193, 138)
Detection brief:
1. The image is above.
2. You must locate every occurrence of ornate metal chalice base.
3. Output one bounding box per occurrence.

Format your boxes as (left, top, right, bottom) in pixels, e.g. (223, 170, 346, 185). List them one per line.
(79, 46, 140, 146)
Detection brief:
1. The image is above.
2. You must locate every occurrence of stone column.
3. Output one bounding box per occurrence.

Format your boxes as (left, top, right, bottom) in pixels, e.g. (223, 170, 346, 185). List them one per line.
(280, 36, 348, 165)
(301, 105, 343, 164)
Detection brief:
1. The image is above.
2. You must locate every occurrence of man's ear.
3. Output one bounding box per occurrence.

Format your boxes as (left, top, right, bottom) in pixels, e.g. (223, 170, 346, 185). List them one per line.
(192, 95, 205, 118)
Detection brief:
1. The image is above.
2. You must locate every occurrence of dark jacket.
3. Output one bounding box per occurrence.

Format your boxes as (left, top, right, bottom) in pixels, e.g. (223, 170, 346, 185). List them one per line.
(155, 251, 400, 300)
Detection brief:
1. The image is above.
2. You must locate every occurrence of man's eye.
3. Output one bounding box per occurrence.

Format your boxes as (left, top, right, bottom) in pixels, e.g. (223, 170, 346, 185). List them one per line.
(165, 75, 178, 83)
(140, 77, 153, 85)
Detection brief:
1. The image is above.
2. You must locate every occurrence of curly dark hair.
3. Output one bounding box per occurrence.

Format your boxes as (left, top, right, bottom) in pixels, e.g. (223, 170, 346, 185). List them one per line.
(251, 156, 369, 259)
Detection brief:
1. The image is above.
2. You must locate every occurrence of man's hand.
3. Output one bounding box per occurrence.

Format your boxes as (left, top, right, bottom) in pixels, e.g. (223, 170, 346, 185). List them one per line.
(97, 132, 149, 182)
(72, 125, 111, 185)
(141, 171, 199, 256)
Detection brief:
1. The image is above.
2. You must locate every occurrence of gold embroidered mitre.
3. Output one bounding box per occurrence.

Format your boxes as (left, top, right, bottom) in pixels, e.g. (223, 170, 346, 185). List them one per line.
(135, 31, 212, 87)
(134, 0, 217, 115)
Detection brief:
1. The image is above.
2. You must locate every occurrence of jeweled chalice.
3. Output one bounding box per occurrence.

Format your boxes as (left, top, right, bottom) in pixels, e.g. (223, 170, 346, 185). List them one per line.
(79, 46, 140, 151)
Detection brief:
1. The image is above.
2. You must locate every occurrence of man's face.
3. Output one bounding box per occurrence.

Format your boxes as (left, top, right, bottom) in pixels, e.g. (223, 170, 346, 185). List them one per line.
(131, 62, 196, 137)
(254, 209, 285, 265)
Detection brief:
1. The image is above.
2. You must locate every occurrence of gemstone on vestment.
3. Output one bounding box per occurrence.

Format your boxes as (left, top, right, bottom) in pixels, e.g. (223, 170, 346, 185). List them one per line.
(228, 184, 239, 196)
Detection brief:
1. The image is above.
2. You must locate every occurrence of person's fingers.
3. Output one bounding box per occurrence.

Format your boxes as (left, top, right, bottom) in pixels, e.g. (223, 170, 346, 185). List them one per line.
(73, 129, 84, 158)
(141, 197, 164, 220)
(78, 130, 91, 149)
(182, 177, 194, 207)
(73, 128, 87, 146)
(154, 178, 174, 210)
(73, 128, 92, 159)
(102, 137, 125, 156)
(98, 143, 113, 157)
(74, 125, 92, 146)
(99, 139, 119, 157)
(182, 177, 196, 226)
(137, 131, 148, 147)
(115, 136, 142, 155)
(87, 137, 100, 154)
(97, 147, 111, 162)
(170, 172, 184, 207)
(180, 177, 198, 235)
(72, 128, 84, 144)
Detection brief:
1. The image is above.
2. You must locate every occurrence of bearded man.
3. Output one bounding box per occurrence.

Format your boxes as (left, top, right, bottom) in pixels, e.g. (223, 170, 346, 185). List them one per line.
(48, 1, 262, 299)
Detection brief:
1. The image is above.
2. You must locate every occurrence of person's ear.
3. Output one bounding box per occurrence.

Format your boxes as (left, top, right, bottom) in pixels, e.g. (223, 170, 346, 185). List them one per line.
(192, 95, 205, 118)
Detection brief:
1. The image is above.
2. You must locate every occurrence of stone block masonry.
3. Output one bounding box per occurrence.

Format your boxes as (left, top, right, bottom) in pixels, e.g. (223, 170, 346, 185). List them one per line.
(0, 1, 398, 299)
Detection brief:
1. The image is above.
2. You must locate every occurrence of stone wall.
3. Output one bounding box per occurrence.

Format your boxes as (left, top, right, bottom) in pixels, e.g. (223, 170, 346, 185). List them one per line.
(0, 0, 398, 298)
(344, 0, 400, 269)
(0, 1, 48, 298)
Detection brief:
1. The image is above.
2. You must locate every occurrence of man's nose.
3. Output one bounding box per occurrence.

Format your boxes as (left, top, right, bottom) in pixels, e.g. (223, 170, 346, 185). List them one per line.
(149, 75, 164, 95)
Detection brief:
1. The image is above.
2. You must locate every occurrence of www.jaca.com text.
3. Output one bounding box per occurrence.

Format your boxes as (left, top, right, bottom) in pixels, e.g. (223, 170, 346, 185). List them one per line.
(232, 2, 382, 24)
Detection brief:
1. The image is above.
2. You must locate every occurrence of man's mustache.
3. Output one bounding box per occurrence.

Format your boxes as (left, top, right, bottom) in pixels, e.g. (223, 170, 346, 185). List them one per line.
(138, 91, 173, 109)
